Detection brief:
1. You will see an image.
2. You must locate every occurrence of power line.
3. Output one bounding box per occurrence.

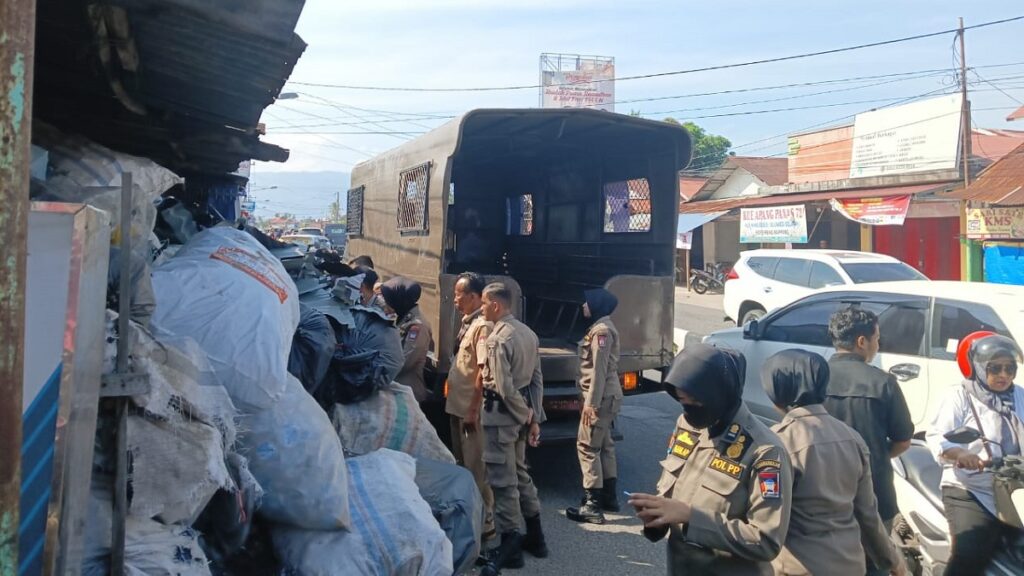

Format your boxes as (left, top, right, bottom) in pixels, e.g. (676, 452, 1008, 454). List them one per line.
(971, 70, 1024, 105)
(286, 15, 1024, 91)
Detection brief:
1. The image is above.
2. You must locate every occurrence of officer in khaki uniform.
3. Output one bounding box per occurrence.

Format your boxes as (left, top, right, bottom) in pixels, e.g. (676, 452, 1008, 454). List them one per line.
(445, 273, 496, 541)
(629, 343, 792, 576)
(478, 283, 548, 576)
(567, 288, 623, 525)
(761, 350, 904, 576)
(381, 277, 433, 402)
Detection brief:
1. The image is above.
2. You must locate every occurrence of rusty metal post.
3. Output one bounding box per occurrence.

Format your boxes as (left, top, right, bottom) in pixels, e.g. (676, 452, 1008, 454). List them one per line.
(0, 0, 37, 572)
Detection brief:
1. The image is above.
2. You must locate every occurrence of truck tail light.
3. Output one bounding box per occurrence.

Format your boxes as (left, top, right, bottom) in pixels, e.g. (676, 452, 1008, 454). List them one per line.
(622, 372, 639, 392)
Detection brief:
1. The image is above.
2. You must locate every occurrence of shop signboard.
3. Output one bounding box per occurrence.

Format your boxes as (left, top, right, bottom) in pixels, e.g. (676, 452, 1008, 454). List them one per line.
(676, 231, 693, 250)
(830, 195, 911, 226)
(848, 94, 963, 178)
(966, 207, 1024, 239)
(540, 54, 615, 112)
(740, 204, 808, 244)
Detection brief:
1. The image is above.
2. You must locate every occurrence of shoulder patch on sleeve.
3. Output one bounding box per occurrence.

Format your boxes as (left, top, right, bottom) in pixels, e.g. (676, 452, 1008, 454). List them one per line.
(752, 458, 782, 471)
(597, 334, 607, 348)
(407, 324, 420, 341)
(758, 470, 782, 499)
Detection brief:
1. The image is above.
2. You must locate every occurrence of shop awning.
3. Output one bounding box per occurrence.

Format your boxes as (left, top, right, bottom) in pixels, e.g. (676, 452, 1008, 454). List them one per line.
(678, 183, 942, 214)
(677, 211, 726, 234)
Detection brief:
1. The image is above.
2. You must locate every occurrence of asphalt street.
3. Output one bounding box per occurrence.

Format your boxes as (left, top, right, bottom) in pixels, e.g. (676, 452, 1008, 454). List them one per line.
(483, 290, 733, 576)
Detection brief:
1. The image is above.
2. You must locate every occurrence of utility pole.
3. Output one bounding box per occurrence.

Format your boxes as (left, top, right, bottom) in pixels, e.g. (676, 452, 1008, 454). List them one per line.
(959, 17, 971, 188)
(0, 0, 37, 571)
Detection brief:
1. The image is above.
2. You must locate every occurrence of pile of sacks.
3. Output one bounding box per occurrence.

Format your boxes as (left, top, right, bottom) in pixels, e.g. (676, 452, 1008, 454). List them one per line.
(87, 224, 480, 575)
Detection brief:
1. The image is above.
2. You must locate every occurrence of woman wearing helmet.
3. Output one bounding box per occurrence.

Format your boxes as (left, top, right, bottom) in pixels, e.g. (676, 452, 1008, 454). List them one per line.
(926, 332, 1024, 576)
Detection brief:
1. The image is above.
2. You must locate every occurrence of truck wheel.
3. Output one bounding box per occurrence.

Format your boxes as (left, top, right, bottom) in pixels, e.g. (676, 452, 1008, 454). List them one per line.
(692, 278, 708, 294)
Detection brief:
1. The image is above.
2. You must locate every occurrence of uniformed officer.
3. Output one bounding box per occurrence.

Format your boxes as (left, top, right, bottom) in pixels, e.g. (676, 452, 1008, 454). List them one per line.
(629, 343, 792, 576)
(380, 277, 433, 402)
(446, 272, 496, 542)
(566, 288, 623, 525)
(762, 349, 905, 576)
(478, 282, 548, 576)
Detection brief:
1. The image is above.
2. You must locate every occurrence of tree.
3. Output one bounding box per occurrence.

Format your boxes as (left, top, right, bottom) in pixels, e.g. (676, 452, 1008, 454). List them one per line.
(663, 118, 732, 173)
(328, 200, 342, 222)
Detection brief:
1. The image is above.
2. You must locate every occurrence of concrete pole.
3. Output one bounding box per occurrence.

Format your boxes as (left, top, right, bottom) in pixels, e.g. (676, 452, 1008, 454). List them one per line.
(0, 0, 37, 571)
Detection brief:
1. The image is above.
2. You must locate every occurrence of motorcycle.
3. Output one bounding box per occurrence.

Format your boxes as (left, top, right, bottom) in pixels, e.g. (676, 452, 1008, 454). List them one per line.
(689, 262, 731, 295)
(891, 427, 1024, 576)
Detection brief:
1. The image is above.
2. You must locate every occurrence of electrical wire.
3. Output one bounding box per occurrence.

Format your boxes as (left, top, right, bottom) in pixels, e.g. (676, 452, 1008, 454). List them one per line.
(286, 16, 1024, 91)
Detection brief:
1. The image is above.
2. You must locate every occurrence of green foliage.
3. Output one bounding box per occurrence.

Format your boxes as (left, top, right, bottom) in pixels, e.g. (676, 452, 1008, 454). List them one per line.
(664, 118, 732, 173)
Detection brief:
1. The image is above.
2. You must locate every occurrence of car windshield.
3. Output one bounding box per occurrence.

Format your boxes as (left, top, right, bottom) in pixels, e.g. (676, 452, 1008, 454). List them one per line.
(282, 236, 314, 246)
(840, 262, 928, 283)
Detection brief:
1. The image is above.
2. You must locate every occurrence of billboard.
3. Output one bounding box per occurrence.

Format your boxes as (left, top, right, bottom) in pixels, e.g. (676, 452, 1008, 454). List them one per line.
(540, 54, 615, 112)
(740, 205, 808, 244)
(848, 94, 963, 179)
(830, 195, 912, 226)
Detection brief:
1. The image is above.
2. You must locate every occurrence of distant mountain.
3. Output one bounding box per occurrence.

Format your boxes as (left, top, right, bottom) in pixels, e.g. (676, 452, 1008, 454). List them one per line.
(248, 170, 350, 218)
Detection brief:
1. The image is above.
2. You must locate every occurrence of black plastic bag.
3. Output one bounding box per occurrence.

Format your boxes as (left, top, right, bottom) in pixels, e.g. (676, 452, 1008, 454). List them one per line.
(315, 348, 387, 407)
(287, 304, 337, 395)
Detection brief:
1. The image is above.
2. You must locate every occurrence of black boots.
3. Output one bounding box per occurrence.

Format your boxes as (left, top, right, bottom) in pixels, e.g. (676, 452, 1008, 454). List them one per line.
(522, 514, 549, 558)
(565, 489, 606, 524)
(602, 477, 621, 512)
(480, 531, 524, 576)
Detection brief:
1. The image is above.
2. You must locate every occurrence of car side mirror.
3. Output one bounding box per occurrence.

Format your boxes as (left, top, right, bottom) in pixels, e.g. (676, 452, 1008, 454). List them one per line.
(944, 426, 982, 444)
(743, 319, 760, 341)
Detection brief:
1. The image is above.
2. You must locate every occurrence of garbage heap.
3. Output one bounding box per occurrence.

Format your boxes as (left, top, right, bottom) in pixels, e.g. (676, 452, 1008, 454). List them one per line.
(31, 127, 483, 576)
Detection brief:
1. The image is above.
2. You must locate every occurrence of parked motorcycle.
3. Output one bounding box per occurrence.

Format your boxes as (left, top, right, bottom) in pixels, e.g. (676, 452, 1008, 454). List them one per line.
(891, 427, 1024, 576)
(689, 262, 731, 294)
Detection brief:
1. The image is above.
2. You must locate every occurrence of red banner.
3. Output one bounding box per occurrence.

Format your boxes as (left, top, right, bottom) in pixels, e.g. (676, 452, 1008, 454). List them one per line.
(830, 195, 911, 226)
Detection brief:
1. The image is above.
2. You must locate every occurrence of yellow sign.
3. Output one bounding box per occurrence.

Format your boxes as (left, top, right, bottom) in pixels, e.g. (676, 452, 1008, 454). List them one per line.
(709, 456, 743, 479)
(966, 207, 1024, 240)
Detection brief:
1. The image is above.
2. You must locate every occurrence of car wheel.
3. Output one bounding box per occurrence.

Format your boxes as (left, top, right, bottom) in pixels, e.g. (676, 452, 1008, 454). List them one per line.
(692, 278, 708, 294)
(739, 307, 765, 326)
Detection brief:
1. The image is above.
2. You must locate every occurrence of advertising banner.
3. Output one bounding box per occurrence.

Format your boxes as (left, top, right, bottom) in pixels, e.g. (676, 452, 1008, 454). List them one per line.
(830, 195, 911, 226)
(966, 207, 1024, 239)
(848, 94, 963, 178)
(540, 56, 615, 112)
(740, 205, 808, 244)
(676, 231, 693, 250)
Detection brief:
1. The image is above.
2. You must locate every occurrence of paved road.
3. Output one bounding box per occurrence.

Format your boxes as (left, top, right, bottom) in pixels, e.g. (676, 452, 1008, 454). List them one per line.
(484, 292, 735, 575)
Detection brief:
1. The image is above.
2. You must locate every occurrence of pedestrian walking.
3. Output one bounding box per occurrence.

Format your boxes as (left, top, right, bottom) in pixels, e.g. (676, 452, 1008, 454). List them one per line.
(629, 343, 792, 576)
(446, 272, 496, 543)
(478, 283, 548, 576)
(380, 277, 433, 402)
(823, 306, 914, 576)
(566, 288, 623, 524)
(762, 349, 905, 576)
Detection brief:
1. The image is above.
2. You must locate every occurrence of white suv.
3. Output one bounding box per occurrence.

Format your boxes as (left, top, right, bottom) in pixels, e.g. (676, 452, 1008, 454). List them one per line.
(723, 249, 927, 326)
(706, 281, 1024, 433)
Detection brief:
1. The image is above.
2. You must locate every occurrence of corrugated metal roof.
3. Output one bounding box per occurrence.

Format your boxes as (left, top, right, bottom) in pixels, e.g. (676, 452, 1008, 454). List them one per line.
(679, 183, 940, 214)
(945, 142, 1024, 205)
(33, 0, 306, 175)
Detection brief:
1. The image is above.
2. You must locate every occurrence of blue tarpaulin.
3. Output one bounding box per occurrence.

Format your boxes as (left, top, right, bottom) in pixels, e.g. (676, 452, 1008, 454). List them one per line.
(984, 242, 1024, 286)
(677, 212, 726, 234)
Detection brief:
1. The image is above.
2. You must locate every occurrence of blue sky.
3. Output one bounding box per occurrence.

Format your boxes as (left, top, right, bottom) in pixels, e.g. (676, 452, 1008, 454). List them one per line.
(252, 1, 1024, 214)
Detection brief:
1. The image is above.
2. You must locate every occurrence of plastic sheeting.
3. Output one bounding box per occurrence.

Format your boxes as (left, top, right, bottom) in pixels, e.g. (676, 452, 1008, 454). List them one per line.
(984, 242, 1024, 286)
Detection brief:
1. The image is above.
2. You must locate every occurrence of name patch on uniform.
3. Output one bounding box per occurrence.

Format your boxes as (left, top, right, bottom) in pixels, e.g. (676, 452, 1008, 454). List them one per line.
(753, 459, 782, 471)
(408, 325, 420, 341)
(709, 456, 743, 479)
(597, 334, 607, 348)
(758, 471, 781, 499)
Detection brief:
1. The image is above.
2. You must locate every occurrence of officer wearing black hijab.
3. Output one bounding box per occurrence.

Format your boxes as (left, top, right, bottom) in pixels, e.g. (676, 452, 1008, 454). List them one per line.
(762, 350, 903, 576)
(380, 277, 433, 402)
(628, 343, 792, 576)
(567, 288, 623, 525)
